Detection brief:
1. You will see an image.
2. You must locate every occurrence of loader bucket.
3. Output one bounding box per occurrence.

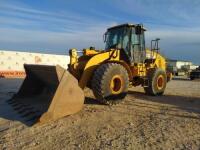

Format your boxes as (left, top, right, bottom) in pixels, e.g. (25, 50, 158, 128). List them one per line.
(9, 64, 84, 125)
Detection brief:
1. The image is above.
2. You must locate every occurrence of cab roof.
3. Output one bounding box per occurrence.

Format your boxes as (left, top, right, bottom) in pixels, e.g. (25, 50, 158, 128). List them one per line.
(107, 23, 146, 31)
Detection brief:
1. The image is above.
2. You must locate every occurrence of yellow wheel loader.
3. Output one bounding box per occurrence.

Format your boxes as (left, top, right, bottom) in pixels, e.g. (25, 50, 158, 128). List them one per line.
(9, 23, 169, 125)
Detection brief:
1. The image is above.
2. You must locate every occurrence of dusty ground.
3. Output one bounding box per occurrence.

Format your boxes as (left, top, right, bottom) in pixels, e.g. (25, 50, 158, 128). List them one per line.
(0, 78, 200, 150)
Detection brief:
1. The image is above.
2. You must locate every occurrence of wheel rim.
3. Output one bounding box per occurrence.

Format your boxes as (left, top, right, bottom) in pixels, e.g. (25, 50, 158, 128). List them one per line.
(110, 75, 123, 94)
(157, 75, 164, 90)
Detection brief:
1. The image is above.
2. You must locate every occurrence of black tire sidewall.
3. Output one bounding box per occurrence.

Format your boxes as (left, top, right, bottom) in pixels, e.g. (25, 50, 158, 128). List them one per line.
(91, 63, 129, 104)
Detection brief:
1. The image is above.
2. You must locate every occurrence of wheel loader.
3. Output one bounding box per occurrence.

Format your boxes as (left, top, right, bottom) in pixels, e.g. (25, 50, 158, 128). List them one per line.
(8, 23, 168, 125)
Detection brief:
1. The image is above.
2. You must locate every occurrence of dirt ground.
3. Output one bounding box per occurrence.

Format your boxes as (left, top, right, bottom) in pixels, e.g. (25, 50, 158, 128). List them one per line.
(0, 78, 200, 150)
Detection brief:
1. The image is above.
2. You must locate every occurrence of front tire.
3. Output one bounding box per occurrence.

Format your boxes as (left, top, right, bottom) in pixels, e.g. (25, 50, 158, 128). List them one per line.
(91, 63, 129, 105)
(144, 68, 167, 96)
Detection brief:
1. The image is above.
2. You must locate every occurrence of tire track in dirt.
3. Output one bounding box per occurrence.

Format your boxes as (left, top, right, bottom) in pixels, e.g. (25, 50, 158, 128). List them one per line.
(0, 79, 200, 149)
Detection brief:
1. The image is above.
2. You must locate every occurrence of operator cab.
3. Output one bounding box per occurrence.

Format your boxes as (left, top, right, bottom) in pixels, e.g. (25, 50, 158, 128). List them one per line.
(104, 23, 146, 64)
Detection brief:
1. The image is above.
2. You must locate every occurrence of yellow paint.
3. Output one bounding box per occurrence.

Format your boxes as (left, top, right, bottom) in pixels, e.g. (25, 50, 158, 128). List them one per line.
(110, 75, 123, 94)
(131, 63, 147, 77)
(69, 49, 78, 65)
(69, 48, 167, 90)
(83, 49, 100, 56)
(146, 49, 166, 70)
(78, 49, 120, 88)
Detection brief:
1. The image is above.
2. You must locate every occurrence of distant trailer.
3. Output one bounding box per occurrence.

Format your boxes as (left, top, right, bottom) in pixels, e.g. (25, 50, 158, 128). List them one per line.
(190, 67, 200, 80)
(0, 50, 69, 78)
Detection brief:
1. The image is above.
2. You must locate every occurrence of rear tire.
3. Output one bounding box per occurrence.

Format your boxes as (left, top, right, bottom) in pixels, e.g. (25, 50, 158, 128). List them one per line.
(144, 68, 167, 96)
(92, 63, 129, 105)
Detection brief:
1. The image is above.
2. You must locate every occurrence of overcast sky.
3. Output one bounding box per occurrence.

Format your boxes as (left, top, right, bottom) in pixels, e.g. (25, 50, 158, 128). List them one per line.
(0, 0, 200, 64)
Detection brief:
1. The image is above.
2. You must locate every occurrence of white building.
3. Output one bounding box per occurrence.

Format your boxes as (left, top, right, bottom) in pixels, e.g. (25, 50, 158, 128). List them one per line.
(167, 59, 198, 75)
(0, 50, 70, 78)
(168, 59, 192, 70)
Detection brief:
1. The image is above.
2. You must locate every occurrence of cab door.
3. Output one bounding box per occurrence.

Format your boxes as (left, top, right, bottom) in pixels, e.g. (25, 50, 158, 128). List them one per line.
(130, 28, 146, 64)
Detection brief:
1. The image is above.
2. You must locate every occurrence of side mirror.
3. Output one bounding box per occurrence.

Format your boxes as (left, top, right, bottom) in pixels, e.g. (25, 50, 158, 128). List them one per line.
(135, 25, 142, 35)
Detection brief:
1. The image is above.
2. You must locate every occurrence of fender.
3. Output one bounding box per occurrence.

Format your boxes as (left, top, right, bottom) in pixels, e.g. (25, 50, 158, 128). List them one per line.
(78, 50, 120, 89)
(106, 60, 133, 80)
